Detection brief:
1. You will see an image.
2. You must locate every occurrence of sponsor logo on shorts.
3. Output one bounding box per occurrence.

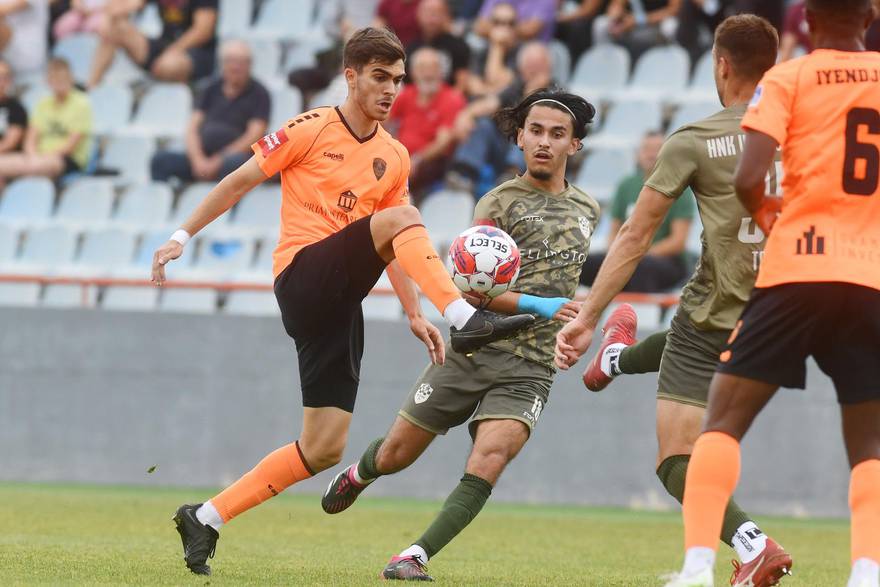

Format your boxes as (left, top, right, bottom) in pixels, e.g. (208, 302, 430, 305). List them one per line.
(522, 396, 544, 424)
(258, 128, 288, 157)
(414, 383, 433, 404)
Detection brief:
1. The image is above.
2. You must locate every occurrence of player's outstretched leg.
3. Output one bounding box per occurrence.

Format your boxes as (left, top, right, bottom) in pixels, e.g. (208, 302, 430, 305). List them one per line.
(370, 207, 534, 353)
(842, 401, 880, 587)
(323, 418, 435, 514)
(173, 503, 219, 575)
(383, 419, 527, 581)
(582, 303, 638, 390)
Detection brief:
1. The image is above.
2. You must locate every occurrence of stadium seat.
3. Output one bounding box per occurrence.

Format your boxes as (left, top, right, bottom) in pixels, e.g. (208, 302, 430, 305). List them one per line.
(283, 43, 319, 72)
(569, 45, 631, 103)
(686, 213, 704, 256)
(172, 183, 228, 227)
(252, 0, 316, 42)
(194, 236, 256, 274)
(309, 74, 347, 109)
(667, 101, 720, 136)
(223, 290, 279, 316)
(614, 45, 690, 102)
(588, 210, 613, 252)
(55, 178, 116, 224)
(88, 84, 133, 135)
(17, 226, 78, 271)
(0, 177, 55, 223)
(548, 39, 571, 86)
(159, 288, 218, 314)
(233, 185, 279, 229)
(253, 238, 274, 271)
(102, 136, 155, 186)
(21, 84, 48, 113)
(114, 182, 173, 226)
(0, 283, 40, 307)
(136, 1, 162, 37)
(0, 225, 18, 262)
(575, 148, 635, 204)
(53, 34, 98, 85)
(677, 50, 717, 104)
(75, 228, 137, 273)
(218, 0, 254, 37)
(126, 83, 193, 138)
(246, 38, 282, 86)
(419, 189, 474, 252)
(43, 284, 98, 308)
(362, 272, 402, 321)
(269, 86, 304, 131)
(104, 49, 146, 85)
(120, 229, 196, 283)
(587, 100, 663, 150)
(629, 302, 662, 331)
(102, 285, 159, 311)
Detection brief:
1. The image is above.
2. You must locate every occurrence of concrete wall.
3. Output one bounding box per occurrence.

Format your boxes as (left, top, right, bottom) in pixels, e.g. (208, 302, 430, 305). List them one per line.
(0, 308, 851, 517)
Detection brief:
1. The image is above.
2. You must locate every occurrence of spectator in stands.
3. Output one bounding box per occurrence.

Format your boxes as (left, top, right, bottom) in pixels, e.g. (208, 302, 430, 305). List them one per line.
(406, 0, 470, 93)
(868, 0, 880, 51)
(778, 1, 810, 62)
(0, 59, 27, 154)
(88, 0, 218, 89)
(555, 0, 609, 63)
(580, 131, 694, 292)
(0, 0, 49, 80)
(474, 0, 557, 42)
(388, 47, 466, 202)
(0, 58, 92, 187)
(374, 0, 422, 47)
(53, 0, 106, 41)
(151, 40, 269, 184)
(446, 41, 554, 194)
(593, 0, 681, 60)
(467, 1, 519, 97)
(677, 1, 783, 63)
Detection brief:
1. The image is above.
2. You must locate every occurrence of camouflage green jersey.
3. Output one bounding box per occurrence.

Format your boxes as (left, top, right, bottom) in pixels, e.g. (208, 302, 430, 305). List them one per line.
(645, 104, 781, 330)
(474, 176, 601, 369)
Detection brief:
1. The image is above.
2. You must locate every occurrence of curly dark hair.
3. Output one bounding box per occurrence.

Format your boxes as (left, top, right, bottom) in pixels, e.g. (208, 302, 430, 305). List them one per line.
(494, 88, 596, 142)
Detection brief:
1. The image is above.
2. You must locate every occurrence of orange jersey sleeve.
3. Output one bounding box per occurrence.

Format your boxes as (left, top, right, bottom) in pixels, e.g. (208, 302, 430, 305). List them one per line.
(251, 110, 329, 178)
(742, 59, 798, 146)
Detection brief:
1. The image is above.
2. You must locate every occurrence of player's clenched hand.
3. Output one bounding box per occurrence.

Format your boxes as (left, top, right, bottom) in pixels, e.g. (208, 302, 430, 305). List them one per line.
(409, 315, 446, 365)
(554, 319, 594, 370)
(151, 240, 183, 286)
(553, 301, 582, 323)
(753, 195, 782, 236)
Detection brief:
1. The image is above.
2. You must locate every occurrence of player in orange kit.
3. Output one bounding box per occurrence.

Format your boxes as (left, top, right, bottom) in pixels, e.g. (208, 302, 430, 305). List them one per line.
(666, 1, 880, 586)
(150, 27, 533, 575)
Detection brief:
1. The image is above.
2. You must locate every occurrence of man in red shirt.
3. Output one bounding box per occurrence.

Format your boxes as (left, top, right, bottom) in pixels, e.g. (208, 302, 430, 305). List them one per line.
(389, 46, 466, 201)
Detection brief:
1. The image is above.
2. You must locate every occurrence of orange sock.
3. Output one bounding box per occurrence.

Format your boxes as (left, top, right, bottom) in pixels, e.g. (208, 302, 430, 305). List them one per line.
(392, 224, 461, 314)
(683, 431, 741, 551)
(850, 459, 880, 564)
(210, 441, 313, 523)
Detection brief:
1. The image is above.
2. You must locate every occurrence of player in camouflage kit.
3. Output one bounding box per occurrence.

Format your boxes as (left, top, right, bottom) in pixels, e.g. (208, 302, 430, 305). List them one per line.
(555, 16, 793, 587)
(321, 89, 599, 581)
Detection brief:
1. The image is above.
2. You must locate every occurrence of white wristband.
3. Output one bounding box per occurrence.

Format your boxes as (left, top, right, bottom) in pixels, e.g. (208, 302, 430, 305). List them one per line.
(170, 229, 191, 247)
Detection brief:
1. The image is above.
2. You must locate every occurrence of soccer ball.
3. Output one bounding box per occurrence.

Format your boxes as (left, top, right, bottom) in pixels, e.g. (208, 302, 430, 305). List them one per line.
(448, 225, 521, 299)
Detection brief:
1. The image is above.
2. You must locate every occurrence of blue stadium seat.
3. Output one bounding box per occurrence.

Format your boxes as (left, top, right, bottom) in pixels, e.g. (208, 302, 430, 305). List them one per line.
(614, 45, 690, 102)
(126, 83, 193, 138)
(102, 285, 159, 311)
(0, 178, 55, 222)
(21, 85, 48, 114)
(223, 290, 279, 316)
(194, 237, 256, 274)
(172, 183, 227, 227)
(218, 0, 254, 37)
(0, 225, 18, 262)
(159, 288, 218, 314)
(548, 39, 572, 86)
(575, 148, 635, 205)
(253, 237, 274, 271)
(56, 178, 115, 224)
(283, 44, 319, 72)
(233, 186, 279, 229)
(587, 100, 663, 150)
(114, 182, 173, 225)
(102, 136, 155, 186)
(53, 34, 99, 85)
(76, 228, 137, 272)
(419, 189, 474, 253)
(569, 45, 631, 104)
(677, 50, 717, 104)
(269, 86, 303, 132)
(18, 225, 78, 268)
(629, 302, 662, 331)
(246, 39, 282, 86)
(124, 230, 196, 283)
(104, 49, 146, 85)
(88, 84, 133, 135)
(136, 1, 162, 37)
(362, 272, 402, 321)
(0, 283, 40, 307)
(667, 101, 720, 136)
(252, 0, 316, 42)
(687, 213, 704, 257)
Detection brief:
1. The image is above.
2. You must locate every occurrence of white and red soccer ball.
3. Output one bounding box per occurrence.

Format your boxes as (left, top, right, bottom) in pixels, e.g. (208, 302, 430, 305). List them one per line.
(448, 225, 521, 299)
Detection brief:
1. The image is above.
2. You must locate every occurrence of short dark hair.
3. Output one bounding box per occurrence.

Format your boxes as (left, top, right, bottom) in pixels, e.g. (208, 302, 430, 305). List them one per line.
(807, 0, 873, 27)
(714, 14, 779, 82)
(343, 27, 406, 71)
(495, 88, 596, 141)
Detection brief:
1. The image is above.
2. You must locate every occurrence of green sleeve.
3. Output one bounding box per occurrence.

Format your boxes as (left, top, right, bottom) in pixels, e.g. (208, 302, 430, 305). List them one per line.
(644, 130, 698, 200)
(609, 175, 637, 221)
(473, 193, 506, 231)
(667, 187, 696, 220)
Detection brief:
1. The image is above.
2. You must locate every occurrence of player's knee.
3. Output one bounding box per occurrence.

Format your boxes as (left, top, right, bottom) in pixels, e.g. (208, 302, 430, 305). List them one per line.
(150, 51, 190, 81)
(390, 204, 422, 229)
(469, 444, 513, 478)
(308, 445, 344, 472)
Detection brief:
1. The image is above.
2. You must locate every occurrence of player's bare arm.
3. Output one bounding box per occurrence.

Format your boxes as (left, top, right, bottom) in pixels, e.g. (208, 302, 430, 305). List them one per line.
(151, 157, 267, 285)
(735, 130, 783, 235)
(465, 291, 580, 323)
(555, 187, 674, 369)
(386, 260, 445, 366)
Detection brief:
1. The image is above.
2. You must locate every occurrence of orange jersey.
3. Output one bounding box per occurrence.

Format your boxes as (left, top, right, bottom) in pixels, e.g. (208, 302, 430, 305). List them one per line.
(742, 49, 880, 291)
(251, 106, 411, 277)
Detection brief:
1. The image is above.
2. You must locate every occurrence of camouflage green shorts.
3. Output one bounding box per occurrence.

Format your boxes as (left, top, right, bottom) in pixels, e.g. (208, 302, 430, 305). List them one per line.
(657, 309, 732, 408)
(399, 344, 554, 438)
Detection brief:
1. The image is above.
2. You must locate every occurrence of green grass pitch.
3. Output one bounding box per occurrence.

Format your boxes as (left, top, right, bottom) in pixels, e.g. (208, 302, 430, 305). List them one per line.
(0, 483, 851, 586)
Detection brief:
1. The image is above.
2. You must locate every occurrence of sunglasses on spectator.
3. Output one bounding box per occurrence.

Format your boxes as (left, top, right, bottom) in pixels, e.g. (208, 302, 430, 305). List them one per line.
(491, 18, 516, 27)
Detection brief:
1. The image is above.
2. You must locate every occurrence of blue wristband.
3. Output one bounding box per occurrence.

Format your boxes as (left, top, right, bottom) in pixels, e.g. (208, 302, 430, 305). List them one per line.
(517, 294, 569, 320)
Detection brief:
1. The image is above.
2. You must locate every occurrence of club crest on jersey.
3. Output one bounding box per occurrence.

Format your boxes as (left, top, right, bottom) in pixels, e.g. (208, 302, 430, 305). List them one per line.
(338, 190, 358, 212)
(578, 217, 593, 239)
(258, 128, 288, 157)
(414, 383, 433, 404)
(373, 158, 387, 180)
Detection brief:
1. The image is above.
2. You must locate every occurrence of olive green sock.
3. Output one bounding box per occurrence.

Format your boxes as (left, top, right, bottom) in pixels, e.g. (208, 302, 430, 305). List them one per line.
(357, 437, 385, 481)
(415, 473, 493, 558)
(656, 454, 752, 547)
(618, 329, 668, 374)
